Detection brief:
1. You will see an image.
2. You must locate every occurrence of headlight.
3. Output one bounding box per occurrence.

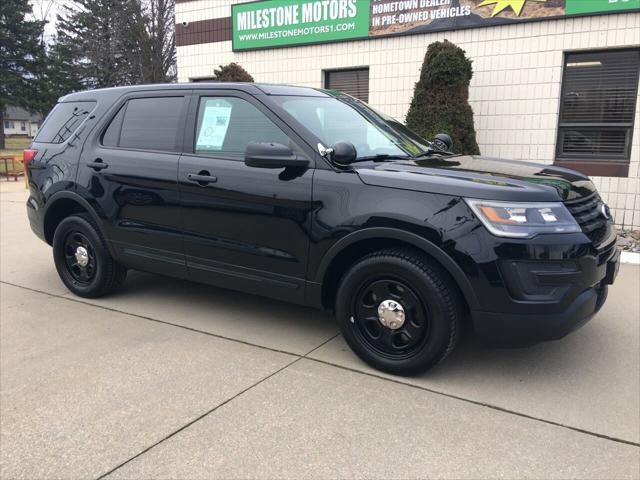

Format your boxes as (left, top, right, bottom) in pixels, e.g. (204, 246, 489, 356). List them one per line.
(465, 199, 581, 238)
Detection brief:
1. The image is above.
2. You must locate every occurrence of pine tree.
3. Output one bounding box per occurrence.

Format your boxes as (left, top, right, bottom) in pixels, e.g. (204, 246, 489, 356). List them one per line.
(34, 40, 85, 115)
(405, 40, 480, 155)
(213, 63, 254, 82)
(53, 0, 144, 89)
(0, 0, 45, 149)
(46, 0, 176, 100)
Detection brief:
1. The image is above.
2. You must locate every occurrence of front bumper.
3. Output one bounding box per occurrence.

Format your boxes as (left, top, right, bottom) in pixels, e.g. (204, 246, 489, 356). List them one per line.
(472, 245, 620, 346)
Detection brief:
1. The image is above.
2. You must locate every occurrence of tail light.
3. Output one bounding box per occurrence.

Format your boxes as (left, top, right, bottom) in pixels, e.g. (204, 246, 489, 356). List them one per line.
(23, 149, 37, 169)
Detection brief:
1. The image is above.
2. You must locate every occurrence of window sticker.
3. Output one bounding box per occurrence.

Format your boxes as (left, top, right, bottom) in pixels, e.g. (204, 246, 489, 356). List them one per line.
(196, 101, 232, 150)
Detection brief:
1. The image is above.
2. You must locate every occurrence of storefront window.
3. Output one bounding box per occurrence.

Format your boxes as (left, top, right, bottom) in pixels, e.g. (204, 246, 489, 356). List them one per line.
(324, 68, 369, 103)
(555, 49, 640, 177)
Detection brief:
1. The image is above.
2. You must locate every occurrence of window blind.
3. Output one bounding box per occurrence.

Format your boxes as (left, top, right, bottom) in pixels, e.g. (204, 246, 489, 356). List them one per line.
(557, 49, 640, 162)
(325, 68, 370, 102)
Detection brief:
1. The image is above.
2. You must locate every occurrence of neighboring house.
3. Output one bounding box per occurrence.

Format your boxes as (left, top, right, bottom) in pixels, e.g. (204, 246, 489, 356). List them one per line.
(3, 106, 43, 138)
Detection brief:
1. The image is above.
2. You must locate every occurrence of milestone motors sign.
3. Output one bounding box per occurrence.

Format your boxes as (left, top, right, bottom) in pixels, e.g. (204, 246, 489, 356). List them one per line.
(233, 0, 369, 50)
(236, 0, 360, 30)
(232, 0, 640, 51)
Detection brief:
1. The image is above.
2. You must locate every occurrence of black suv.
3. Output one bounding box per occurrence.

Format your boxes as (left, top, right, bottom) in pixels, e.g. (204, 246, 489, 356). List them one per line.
(26, 83, 620, 375)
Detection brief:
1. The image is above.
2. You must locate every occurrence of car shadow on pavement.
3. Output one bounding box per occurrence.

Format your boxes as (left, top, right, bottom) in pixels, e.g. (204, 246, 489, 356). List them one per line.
(87, 269, 338, 355)
(102, 270, 609, 381)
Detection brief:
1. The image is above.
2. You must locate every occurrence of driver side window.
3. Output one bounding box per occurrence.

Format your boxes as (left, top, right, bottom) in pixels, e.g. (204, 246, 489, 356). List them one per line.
(194, 96, 290, 159)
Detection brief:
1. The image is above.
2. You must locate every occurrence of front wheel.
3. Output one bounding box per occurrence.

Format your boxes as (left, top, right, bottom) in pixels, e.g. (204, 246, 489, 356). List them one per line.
(335, 249, 461, 376)
(52, 214, 127, 298)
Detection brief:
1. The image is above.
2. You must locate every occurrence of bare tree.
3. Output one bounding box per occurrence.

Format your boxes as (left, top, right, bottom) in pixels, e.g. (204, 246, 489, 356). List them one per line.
(131, 0, 176, 83)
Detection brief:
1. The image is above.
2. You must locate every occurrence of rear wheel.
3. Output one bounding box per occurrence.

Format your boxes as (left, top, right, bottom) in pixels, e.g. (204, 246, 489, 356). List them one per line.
(53, 214, 127, 298)
(335, 248, 461, 376)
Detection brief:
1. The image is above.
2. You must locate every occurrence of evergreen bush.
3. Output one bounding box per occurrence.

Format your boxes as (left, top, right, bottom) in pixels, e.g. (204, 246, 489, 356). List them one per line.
(213, 63, 254, 82)
(405, 40, 480, 155)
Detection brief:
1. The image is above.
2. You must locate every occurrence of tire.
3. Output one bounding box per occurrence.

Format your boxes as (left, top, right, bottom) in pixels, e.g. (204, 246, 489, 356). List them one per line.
(335, 248, 461, 376)
(52, 213, 127, 298)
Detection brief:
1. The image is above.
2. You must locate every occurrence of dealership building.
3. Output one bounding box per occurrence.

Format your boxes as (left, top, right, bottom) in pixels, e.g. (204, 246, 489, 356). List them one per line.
(175, 0, 640, 229)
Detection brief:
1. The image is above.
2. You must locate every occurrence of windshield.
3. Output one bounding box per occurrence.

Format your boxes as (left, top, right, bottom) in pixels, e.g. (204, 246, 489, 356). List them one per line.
(272, 95, 430, 159)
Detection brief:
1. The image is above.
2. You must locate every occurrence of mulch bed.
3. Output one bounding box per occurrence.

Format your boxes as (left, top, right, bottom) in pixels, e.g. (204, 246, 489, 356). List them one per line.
(619, 230, 640, 253)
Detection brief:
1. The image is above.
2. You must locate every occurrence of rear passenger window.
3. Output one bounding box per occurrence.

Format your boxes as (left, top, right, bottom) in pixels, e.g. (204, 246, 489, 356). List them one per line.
(194, 97, 289, 158)
(116, 97, 185, 152)
(35, 101, 96, 144)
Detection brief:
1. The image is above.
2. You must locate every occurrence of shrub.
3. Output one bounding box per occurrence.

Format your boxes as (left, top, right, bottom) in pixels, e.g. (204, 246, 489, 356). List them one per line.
(213, 62, 254, 82)
(405, 40, 480, 155)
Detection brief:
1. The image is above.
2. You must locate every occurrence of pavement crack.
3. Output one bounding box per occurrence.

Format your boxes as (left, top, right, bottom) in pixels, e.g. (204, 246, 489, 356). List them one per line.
(303, 332, 340, 357)
(94, 357, 303, 479)
(2, 279, 639, 450)
(305, 357, 640, 448)
(0, 280, 301, 358)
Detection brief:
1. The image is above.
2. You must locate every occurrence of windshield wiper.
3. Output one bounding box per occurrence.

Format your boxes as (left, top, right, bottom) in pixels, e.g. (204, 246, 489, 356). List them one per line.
(413, 148, 459, 159)
(351, 154, 413, 163)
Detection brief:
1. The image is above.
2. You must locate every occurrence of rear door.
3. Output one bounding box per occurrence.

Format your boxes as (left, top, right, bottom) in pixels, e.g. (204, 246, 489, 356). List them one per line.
(77, 91, 190, 277)
(178, 89, 315, 304)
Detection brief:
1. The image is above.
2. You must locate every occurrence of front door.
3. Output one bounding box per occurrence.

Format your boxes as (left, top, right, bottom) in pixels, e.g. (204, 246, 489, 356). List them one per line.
(178, 90, 315, 304)
(77, 92, 190, 277)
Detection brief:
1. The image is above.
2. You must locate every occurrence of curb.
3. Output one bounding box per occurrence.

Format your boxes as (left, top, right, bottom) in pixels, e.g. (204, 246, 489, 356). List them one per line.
(621, 251, 640, 265)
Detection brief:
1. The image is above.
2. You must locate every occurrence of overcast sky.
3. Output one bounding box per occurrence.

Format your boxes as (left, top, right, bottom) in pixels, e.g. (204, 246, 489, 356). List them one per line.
(30, 0, 66, 43)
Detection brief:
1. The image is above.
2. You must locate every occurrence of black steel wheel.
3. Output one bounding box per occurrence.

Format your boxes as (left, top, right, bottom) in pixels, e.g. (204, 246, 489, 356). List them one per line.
(336, 248, 462, 376)
(62, 231, 97, 285)
(53, 213, 127, 298)
(352, 278, 429, 359)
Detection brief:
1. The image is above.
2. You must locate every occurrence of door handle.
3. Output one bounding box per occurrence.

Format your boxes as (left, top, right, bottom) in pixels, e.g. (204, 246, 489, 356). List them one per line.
(87, 159, 108, 171)
(187, 172, 218, 185)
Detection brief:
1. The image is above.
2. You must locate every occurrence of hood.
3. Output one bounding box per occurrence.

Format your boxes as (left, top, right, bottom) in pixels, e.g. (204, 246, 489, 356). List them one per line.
(355, 155, 597, 202)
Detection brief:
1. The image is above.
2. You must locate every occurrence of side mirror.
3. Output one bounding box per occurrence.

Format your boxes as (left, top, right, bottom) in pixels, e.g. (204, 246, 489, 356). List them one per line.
(245, 142, 309, 169)
(433, 133, 453, 152)
(331, 141, 357, 165)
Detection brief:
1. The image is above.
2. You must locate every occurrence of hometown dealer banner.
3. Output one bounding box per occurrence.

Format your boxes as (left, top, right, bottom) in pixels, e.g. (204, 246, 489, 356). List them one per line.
(232, 0, 639, 51)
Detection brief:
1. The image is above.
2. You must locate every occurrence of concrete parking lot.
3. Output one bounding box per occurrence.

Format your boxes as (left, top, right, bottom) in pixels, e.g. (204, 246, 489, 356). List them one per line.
(1, 180, 639, 479)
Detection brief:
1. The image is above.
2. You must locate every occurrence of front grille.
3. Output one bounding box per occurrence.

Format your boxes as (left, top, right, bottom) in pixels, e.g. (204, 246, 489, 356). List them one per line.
(565, 193, 608, 245)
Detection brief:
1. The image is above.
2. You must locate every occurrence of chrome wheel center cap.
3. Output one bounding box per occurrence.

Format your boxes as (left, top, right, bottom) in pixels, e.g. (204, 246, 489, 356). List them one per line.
(75, 246, 89, 267)
(377, 299, 406, 330)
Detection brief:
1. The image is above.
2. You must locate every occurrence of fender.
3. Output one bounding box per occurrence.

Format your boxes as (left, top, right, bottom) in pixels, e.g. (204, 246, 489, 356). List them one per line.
(43, 189, 118, 258)
(313, 227, 479, 310)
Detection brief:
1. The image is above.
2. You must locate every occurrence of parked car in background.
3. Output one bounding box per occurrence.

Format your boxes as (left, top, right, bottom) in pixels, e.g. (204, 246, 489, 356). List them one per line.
(25, 83, 620, 375)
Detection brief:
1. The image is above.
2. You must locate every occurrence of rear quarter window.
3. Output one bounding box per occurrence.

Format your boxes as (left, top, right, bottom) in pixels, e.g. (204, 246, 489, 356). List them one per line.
(35, 101, 96, 144)
(101, 105, 125, 147)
